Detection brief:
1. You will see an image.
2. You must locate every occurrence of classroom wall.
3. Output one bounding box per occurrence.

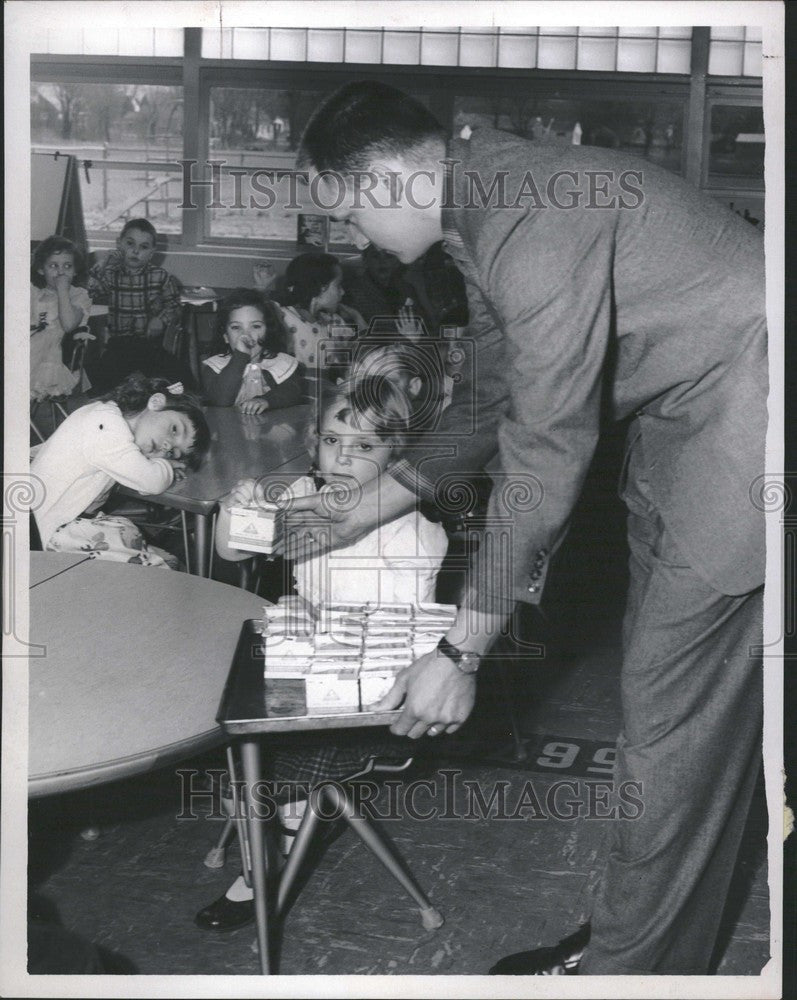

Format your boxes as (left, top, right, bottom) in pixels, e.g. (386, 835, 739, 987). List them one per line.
(87, 246, 357, 293)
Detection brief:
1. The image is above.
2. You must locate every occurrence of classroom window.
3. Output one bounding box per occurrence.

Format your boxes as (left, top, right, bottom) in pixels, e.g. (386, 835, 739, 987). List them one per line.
(706, 104, 765, 186)
(454, 93, 684, 174)
(708, 26, 763, 77)
(30, 81, 184, 236)
(30, 26, 183, 57)
(207, 86, 323, 241)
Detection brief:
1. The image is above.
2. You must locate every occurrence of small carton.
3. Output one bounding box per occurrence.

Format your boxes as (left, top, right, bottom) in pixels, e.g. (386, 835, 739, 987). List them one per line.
(305, 669, 360, 713)
(359, 670, 399, 707)
(228, 504, 280, 554)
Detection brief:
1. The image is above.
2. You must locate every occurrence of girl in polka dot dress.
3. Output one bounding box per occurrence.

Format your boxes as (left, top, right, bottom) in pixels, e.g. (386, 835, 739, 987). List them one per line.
(278, 253, 365, 378)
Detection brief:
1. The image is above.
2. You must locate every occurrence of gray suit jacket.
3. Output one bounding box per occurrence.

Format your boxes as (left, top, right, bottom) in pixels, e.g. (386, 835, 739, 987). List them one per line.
(392, 127, 767, 612)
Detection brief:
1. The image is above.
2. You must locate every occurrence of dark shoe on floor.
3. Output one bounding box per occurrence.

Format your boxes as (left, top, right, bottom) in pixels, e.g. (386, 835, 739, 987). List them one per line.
(194, 892, 254, 932)
(488, 923, 590, 975)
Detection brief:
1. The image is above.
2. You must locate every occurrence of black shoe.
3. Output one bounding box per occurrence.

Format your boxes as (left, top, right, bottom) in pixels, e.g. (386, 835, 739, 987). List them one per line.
(488, 923, 590, 975)
(194, 892, 254, 932)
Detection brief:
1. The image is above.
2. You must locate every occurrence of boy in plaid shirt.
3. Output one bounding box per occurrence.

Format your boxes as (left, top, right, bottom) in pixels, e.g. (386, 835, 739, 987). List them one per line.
(87, 219, 188, 393)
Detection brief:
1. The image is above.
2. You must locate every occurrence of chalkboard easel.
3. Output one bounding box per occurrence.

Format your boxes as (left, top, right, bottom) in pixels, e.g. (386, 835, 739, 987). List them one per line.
(31, 151, 87, 254)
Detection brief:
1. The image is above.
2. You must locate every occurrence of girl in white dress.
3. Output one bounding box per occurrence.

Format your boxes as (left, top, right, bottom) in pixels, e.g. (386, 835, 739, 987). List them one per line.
(30, 236, 93, 401)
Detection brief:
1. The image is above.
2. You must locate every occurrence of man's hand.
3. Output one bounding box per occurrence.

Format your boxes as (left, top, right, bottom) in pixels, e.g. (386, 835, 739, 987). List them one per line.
(271, 485, 375, 559)
(371, 650, 477, 739)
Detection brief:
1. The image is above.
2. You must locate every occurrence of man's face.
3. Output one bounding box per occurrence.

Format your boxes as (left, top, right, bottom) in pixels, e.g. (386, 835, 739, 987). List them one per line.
(310, 167, 442, 265)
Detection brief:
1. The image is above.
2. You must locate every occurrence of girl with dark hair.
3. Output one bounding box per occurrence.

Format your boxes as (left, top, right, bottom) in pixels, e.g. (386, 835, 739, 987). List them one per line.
(30, 235, 93, 400)
(31, 374, 210, 567)
(201, 288, 303, 413)
(279, 252, 365, 374)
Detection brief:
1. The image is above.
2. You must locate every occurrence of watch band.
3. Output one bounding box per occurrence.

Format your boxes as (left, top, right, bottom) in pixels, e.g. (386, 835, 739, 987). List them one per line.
(437, 636, 481, 674)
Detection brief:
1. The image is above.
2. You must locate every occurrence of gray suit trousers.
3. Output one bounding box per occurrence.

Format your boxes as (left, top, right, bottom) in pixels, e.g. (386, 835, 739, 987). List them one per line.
(580, 435, 765, 974)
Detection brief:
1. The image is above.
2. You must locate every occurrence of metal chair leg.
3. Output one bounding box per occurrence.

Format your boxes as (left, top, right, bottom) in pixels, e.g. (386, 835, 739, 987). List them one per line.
(204, 817, 235, 869)
(318, 783, 444, 930)
(30, 417, 45, 444)
(180, 511, 191, 575)
(227, 746, 252, 886)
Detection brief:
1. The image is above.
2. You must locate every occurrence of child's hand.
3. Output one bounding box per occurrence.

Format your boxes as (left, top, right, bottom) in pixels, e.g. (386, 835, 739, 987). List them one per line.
(397, 304, 424, 341)
(72, 327, 96, 343)
(239, 336, 264, 361)
(225, 477, 258, 509)
(336, 303, 366, 331)
(239, 398, 269, 415)
(54, 273, 73, 295)
(252, 262, 276, 291)
(146, 317, 165, 339)
(167, 458, 188, 481)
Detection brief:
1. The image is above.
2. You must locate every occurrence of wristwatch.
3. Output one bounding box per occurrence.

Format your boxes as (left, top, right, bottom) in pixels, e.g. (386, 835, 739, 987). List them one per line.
(437, 636, 481, 674)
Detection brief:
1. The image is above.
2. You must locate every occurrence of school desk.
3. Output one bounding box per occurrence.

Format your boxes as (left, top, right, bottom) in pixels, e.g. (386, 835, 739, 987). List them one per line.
(28, 554, 265, 798)
(217, 620, 444, 975)
(122, 403, 311, 577)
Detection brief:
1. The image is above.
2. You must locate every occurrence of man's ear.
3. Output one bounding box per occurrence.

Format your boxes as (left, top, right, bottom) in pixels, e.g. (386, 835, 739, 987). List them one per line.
(368, 159, 405, 203)
(147, 392, 167, 411)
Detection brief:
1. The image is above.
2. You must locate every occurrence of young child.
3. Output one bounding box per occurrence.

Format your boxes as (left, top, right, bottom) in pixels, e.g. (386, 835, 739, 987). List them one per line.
(86, 218, 185, 394)
(30, 236, 93, 401)
(31, 374, 210, 567)
(200, 288, 304, 413)
(196, 377, 448, 932)
(278, 252, 365, 375)
(216, 375, 448, 603)
(348, 337, 452, 431)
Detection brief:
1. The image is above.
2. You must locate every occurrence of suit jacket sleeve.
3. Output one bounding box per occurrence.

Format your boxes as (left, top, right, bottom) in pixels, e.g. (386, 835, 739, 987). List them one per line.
(388, 267, 510, 506)
(463, 208, 616, 613)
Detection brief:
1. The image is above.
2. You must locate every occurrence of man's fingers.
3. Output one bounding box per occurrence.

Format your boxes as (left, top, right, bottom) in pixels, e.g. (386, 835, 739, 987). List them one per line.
(371, 673, 408, 712)
(277, 492, 328, 515)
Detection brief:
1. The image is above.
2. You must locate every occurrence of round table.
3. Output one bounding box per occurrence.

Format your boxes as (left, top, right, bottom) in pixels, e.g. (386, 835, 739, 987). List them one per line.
(28, 554, 265, 797)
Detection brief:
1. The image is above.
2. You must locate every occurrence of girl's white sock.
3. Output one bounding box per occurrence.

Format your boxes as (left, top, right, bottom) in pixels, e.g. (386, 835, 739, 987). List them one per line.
(224, 874, 253, 902)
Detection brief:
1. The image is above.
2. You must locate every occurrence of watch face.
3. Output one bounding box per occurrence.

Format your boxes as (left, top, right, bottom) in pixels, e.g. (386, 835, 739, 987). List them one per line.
(457, 653, 480, 674)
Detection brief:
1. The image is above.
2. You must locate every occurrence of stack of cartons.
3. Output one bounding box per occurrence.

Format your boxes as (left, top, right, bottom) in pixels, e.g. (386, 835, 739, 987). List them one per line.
(259, 599, 458, 713)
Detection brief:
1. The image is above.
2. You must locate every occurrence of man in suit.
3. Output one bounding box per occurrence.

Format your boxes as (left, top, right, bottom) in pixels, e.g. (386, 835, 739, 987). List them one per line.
(278, 81, 768, 974)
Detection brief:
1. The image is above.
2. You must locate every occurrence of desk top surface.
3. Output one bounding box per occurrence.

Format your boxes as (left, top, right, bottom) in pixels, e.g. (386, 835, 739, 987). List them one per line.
(28, 554, 265, 797)
(142, 403, 311, 514)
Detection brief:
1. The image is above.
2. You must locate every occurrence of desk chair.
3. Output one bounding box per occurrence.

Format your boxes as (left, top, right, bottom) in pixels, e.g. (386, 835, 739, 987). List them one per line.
(30, 331, 90, 443)
(204, 749, 443, 931)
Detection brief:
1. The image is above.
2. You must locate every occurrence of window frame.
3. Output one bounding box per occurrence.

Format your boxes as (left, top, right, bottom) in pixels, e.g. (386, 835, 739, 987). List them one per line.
(30, 31, 764, 257)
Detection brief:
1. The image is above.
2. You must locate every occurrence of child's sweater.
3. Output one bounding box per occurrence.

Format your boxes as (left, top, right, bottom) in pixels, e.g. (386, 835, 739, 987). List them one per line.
(31, 401, 173, 545)
(201, 350, 304, 408)
(88, 251, 181, 338)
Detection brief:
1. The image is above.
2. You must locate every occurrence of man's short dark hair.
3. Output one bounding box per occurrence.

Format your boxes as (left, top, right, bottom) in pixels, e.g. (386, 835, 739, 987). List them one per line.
(298, 81, 447, 174)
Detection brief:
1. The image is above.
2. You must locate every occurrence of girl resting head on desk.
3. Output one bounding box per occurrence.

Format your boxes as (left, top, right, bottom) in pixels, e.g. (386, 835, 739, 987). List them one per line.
(198, 375, 446, 932)
(31, 374, 210, 568)
(200, 287, 304, 415)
